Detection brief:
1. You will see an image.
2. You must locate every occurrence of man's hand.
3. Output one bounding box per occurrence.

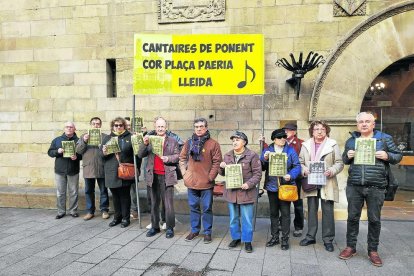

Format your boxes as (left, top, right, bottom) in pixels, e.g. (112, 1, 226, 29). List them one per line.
(70, 155, 77, 160)
(220, 162, 226, 168)
(241, 183, 249, 190)
(347, 150, 355, 159)
(143, 135, 150, 146)
(375, 150, 388, 160)
(264, 151, 270, 160)
(83, 134, 89, 142)
(324, 169, 333, 177)
(102, 145, 108, 155)
(58, 148, 64, 154)
(161, 156, 168, 163)
(259, 134, 266, 143)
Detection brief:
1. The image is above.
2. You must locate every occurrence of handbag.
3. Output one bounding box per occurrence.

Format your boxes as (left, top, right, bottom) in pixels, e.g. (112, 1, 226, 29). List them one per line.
(116, 153, 135, 180)
(278, 178, 298, 202)
(384, 164, 398, 201)
(302, 177, 318, 192)
(381, 138, 399, 201)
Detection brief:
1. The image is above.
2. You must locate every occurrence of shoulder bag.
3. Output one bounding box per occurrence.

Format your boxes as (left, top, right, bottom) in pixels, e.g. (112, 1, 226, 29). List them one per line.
(116, 153, 135, 180)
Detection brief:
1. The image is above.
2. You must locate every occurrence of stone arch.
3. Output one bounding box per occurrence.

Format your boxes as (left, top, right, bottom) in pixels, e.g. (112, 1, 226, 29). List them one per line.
(310, 1, 414, 122)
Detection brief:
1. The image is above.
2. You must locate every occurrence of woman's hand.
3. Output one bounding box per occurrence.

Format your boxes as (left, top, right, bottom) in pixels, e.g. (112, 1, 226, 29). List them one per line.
(241, 183, 249, 190)
(143, 135, 150, 146)
(102, 145, 108, 155)
(347, 150, 355, 159)
(324, 169, 333, 177)
(220, 162, 226, 168)
(264, 151, 270, 160)
(303, 167, 310, 177)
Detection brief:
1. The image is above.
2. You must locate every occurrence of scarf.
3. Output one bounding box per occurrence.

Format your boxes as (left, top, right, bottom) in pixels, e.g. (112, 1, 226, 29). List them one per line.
(190, 130, 210, 161)
(310, 137, 327, 161)
(113, 130, 126, 136)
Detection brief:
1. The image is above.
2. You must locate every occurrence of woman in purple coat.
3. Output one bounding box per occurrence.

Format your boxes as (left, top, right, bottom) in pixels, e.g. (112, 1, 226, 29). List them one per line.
(219, 131, 262, 253)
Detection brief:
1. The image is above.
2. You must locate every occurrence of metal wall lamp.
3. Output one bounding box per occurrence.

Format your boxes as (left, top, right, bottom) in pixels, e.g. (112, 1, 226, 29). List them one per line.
(276, 52, 325, 100)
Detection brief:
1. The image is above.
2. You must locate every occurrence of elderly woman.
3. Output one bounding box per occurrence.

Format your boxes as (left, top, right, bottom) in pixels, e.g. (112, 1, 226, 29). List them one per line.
(219, 131, 262, 253)
(299, 121, 344, 252)
(102, 117, 135, 228)
(261, 129, 301, 250)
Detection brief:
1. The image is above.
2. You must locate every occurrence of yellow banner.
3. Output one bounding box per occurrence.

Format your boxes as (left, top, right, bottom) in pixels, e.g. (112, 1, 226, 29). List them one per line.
(133, 34, 264, 95)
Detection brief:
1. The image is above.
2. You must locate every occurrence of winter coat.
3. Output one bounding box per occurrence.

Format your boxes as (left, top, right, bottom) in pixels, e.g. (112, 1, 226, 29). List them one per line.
(48, 133, 82, 176)
(138, 136, 179, 187)
(179, 138, 222, 190)
(76, 133, 107, 178)
(219, 148, 262, 204)
(342, 130, 402, 188)
(299, 138, 344, 202)
(101, 131, 135, 189)
(260, 143, 301, 192)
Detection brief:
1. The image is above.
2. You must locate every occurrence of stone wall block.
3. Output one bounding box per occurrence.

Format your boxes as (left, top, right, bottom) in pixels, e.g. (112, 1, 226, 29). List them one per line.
(66, 18, 100, 34)
(216, 110, 251, 121)
(74, 72, 106, 85)
(21, 131, 54, 144)
(27, 61, 59, 74)
(0, 152, 27, 166)
(0, 144, 19, 153)
(31, 20, 66, 36)
(0, 49, 33, 63)
(1, 22, 31, 38)
(60, 60, 89, 73)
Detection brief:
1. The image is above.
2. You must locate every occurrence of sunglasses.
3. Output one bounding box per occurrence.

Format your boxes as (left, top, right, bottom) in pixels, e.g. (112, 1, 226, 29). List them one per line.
(114, 124, 124, 127)
(276, 136, 287, 139)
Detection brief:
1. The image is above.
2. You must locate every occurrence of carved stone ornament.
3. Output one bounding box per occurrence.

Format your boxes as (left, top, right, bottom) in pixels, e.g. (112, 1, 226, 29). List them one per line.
(333, 0, 366, 17)
(158, 0, 226, 24)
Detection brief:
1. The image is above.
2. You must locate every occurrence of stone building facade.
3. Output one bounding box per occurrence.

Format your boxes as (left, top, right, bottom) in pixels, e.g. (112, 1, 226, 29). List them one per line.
(1, 0, 413, 209)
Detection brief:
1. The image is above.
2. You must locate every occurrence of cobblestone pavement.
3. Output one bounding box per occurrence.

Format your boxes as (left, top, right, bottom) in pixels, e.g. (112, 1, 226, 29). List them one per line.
(0, 208, 413, 275)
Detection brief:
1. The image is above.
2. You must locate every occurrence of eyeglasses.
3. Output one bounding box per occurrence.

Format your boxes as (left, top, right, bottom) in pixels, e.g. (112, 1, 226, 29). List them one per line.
(114, 124, 124, 127)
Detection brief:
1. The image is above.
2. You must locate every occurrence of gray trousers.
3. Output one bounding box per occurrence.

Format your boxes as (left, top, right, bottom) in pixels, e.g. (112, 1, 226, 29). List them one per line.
(305, 194, 335, 244)
(55, 173, 79, 215)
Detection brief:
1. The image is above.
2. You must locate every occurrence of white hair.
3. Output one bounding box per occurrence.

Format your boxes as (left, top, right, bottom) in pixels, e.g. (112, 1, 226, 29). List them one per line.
(356, 112, 375, 122)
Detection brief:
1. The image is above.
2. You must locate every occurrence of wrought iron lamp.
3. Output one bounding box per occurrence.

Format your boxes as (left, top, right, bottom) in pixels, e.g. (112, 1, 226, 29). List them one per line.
(276, 52, 325, 100)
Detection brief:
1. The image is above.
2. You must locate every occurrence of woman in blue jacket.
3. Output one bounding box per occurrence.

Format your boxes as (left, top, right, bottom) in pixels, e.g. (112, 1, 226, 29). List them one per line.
(261, 128, 301, 250)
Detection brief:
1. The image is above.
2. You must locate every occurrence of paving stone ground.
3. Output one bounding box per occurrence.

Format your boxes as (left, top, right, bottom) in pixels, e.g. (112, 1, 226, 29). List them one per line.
(0, 208, 413, 275)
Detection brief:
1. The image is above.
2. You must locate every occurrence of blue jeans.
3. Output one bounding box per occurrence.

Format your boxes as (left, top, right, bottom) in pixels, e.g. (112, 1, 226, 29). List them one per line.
(228, 203, 254, 242)
(346, 185, 385, 252)
(187, 188, 213, 235)
(84, 178, 109, 214)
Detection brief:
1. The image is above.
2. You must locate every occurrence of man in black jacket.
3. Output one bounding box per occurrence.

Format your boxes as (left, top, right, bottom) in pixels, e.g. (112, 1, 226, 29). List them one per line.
(339, 112, 402, 266)
(48, 122, 82, 219)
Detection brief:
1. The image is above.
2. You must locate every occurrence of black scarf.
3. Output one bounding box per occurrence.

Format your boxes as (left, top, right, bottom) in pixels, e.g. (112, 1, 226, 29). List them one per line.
(190, 130, 210, 161)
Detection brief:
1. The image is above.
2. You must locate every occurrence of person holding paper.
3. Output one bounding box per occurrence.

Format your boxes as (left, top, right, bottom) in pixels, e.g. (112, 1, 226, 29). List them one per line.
(76, 117, 110, 221)
(101, 117, 134, 228)
(260, 128, 300, 250)
(299, 121, 344, 252)
(179, 118, 222, 244)
(218, 131, 262, 253)
(138, 117, 180, 239)
(47, 122, 82, 219)
(339, 112, 402, 266)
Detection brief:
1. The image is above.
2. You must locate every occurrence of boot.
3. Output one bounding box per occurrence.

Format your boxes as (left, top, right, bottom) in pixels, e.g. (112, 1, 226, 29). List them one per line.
(281, 238, 289, 250)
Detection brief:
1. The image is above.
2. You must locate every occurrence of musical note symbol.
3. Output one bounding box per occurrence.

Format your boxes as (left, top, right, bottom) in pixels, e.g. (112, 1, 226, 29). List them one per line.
(237, 61, 256, 89)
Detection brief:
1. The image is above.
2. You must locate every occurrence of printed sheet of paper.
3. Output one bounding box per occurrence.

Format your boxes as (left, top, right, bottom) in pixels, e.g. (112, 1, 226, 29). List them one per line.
(268, 152, 287, 176)
(131, 133, 144, 155)
(308, 161, 326, 185)
(105, 137, 121, 154)
(88, 128, 101, 146)
(62, 141, 75, 158)
(354, 138, 376, 165)
(225, 164, 243, 189)
(149, 135, 163, 156)
(134, 117, 144, 132)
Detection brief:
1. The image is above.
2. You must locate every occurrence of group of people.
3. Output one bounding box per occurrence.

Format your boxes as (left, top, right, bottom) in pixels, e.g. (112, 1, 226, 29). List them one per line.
(48, 112, 402, 267)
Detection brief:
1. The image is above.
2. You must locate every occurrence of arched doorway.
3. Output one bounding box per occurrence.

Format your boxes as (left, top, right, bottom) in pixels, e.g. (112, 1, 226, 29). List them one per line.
(309, 1, 414, 208)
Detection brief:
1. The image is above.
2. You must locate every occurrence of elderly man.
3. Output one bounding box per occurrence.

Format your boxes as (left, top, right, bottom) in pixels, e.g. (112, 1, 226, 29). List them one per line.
(282, 123, 304, 237)
(339, 112, 402, 266)
(48, 122, 82, 219)
(76, 117, 109, 220)
(179, 118, 222, 244)
(138, 117, 180, 239)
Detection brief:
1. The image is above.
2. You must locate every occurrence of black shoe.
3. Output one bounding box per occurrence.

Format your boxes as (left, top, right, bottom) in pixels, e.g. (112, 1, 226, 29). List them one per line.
(324, 243, 334, 252)
(204, 234, 212, 244)
(70, 213, 79, 218)
(299, 238, 316, 246)
(166, 228, 174, 239)
(146, 228, 161, 237)
(109, 219, 121, 227)
(120, 219, 130, 228)
(293, 229, 303, 237)
(55, 214, 65, 219)
(281, 239, 289, 250)
(266, 236, 280, 247)
(229, 239, 241, 248)
(245, 242, 253, 253)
